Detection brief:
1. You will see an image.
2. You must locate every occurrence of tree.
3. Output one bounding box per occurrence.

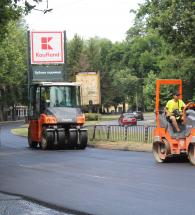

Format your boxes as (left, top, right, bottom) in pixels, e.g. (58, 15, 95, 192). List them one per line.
(67, 34, 84, 81)
(0, 20, 28, 120)
(85, 38, 101, 71)
(126, 16, 146, 42)
(113, 69, 139, 111)
(100, 42, 127, 111)
(144, 71, 157, 111)
(98, 39, 113, 110)
(0, 0, 42, 42)
(137, 0, 195, 56)
(159, 54, 195, 101)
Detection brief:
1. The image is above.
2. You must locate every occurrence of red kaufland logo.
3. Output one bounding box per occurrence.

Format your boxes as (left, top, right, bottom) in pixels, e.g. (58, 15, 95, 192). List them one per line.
(41, 37, 53, 50)
(31, 31, 64, 64)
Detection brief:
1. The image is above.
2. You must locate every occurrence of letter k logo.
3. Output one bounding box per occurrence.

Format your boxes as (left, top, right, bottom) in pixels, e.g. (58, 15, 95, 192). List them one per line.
(41, 37, 53, 50)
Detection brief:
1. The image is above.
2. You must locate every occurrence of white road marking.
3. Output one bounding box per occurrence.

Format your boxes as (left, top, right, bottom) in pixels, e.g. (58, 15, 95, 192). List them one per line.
(82, 174, 106, 179)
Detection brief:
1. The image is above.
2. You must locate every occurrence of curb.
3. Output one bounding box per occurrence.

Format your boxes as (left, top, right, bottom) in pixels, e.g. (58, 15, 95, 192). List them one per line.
(0, 190, 91, 215)
(0, 120, 25, 125)
(88, 143, 152, 153)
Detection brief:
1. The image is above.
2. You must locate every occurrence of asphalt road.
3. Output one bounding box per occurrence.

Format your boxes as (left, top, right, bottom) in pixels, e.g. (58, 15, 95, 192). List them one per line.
(0, 122, 195, 215)
(0, 192, 71, 215)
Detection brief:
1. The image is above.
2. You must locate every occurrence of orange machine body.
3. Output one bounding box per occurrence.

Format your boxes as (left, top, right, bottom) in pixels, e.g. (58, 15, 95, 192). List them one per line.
(153, 79, 195, 163)
(29, 114, 57, 142)
(29, 114, 85, 143)
(154, 79, 185, 154)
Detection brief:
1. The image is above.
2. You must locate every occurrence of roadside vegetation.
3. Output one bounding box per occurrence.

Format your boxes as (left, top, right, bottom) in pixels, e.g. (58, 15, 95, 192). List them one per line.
(89, 141, 152, 152)
(0, 1, 195, 121)
(12, 124, 152, 152)
(11, 114, 121, 137)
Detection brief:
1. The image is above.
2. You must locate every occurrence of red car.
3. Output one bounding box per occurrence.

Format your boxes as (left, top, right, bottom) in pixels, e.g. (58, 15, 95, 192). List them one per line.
(118, 113, 137, 126)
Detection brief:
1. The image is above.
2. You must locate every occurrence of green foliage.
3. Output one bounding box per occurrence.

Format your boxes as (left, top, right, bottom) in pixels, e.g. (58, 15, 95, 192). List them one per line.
(0, 20, 28, 120)
(126, 0, 195, 109)
(0, 0, 42, 42)
(137, 0, 195, 56)
(85, 38, 101, 71)
(144, 71, 157, 111)
(67, 34, 84, 81)
(1, 0, 195, 120)
(0, 0, 22, 41)
(85, 113, 101, 121)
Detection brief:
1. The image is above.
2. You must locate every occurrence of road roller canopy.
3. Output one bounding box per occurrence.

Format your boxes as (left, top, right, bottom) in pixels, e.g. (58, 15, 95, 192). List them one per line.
(29, 82, 82, 117)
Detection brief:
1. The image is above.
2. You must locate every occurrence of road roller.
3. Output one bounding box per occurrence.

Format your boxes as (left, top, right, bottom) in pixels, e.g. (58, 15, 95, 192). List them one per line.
(153, 79, 195, 165)
(28, 82, 88, 150)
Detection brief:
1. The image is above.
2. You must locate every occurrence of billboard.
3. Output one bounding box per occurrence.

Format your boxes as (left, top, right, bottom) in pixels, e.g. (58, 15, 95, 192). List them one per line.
(30, 31, 64, 64)
(76, 71, 101, 105)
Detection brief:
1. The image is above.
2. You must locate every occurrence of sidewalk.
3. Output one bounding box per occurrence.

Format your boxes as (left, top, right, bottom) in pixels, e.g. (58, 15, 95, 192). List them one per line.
(0, 192, 72, 215)
(0, 120, 24, 125)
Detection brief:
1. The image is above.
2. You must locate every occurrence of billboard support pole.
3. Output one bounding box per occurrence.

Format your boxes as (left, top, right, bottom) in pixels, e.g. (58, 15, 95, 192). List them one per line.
(63, 30, 67, 81)
(27, 31, 32, 117)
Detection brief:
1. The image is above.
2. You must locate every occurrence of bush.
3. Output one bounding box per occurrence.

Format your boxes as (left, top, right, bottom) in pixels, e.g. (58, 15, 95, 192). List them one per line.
(85, 113, 101, 121)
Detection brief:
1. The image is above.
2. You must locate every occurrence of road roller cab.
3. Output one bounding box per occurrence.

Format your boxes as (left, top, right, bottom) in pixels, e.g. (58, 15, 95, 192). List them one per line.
(153, 79, 195, 165)
(28, 82, 88, 150)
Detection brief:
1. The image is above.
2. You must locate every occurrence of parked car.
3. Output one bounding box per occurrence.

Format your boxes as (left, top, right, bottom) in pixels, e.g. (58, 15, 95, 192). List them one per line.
(133, 111, 144, 121)
(118, 113, 137, 126)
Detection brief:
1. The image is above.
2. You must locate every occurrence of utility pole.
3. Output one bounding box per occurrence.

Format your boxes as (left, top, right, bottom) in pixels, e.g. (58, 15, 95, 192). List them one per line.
(136, 91, 138, 111)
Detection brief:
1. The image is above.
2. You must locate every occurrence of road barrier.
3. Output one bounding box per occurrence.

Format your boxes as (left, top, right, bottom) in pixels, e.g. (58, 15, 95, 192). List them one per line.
(86, 125, 155, 143)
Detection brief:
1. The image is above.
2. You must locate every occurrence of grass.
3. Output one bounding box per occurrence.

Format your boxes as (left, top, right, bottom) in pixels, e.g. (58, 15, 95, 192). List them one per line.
(11, 125, 152, 152)
(11, 113, 153, 152)
(12, 127, 28, 137)
(85, 121, 99, 125)
(84, 114, 120, 125)
(100, 114, 120, 121)
(89, 140, 152, 152)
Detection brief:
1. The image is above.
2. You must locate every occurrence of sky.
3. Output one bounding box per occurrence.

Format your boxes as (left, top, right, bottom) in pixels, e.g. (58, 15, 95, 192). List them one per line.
(25, 0, 145, 42)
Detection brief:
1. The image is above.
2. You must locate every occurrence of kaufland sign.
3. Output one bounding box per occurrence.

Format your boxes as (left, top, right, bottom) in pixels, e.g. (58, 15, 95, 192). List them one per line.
(30, 31, 64, 64)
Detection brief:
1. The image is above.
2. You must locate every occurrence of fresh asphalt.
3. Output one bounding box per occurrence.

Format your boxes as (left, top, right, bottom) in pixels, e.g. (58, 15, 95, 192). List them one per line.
(0, 122, 195, 215)
(0, 192, 71, 215)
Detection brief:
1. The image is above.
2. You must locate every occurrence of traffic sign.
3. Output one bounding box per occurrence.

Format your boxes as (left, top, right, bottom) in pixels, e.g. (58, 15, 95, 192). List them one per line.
(30, 31, 64, 64)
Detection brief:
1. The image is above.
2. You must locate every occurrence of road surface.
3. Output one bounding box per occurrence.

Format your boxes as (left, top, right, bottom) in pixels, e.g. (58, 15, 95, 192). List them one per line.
(0, 122, 195, 215)
(98, 113, 155, 126)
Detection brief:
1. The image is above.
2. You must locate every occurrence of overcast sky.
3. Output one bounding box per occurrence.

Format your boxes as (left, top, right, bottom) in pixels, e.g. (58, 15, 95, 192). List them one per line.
(25, 0, 145, 42)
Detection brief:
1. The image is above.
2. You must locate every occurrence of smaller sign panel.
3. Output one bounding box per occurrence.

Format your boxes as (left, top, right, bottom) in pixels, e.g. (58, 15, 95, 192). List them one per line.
(32, 65, 64, 81)
(31, 31, 64, 64)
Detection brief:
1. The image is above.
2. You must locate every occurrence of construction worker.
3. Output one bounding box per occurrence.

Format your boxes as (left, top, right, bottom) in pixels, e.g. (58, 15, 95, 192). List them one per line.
(165, 91, 186, 132)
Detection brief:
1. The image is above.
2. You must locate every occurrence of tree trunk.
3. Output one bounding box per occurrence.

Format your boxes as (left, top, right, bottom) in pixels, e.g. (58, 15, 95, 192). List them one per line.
(11, 106, 16, 121)
(0, 105, 3, 121)
(123, 102, 126, 113)
(114, 105, 117, 113)
(106, 107, 109, 113)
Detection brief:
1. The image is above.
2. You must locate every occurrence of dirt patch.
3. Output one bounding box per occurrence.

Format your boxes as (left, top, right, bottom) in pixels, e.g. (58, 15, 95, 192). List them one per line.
(88, 140, 152, 152)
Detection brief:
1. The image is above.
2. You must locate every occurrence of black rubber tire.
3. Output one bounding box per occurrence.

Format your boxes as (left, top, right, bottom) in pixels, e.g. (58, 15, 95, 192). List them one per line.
(28, 129, 38, 149)
(188, 143, 195, 165)
(78, 131, 88, 150)
(57, 130, 66, 149)
(40, 129, 55, 150)
(68, 130, 78, 149)
(153, 140, 170, 163)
